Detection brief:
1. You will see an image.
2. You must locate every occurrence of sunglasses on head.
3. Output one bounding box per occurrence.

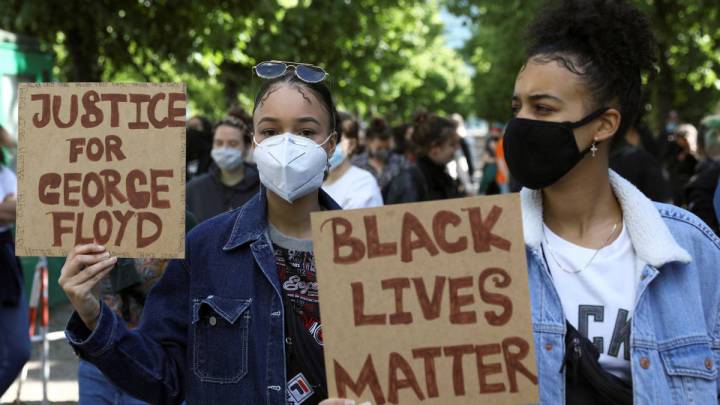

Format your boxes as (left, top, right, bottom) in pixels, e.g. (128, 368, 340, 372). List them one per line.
(253, 60, 328, 84)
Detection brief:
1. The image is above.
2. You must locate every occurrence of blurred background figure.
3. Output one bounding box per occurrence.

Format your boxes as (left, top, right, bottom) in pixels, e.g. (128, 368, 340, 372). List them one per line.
(478, 126, 502, 195)
(323, 112, 383, 209)
(384, 113, 465, 204)
(666, 123, 699, 205)
(449, 113, 476, 193)
(392, 122, 416, 163)
(351, 117, 408, 196)
(226, 104, 255, 164)
(186, 116, 259, 223)
(610, 118, 672, 202)
(686, 115, 720, 235)
(0, 125, 30, 396)
(185, 115, 214, 180)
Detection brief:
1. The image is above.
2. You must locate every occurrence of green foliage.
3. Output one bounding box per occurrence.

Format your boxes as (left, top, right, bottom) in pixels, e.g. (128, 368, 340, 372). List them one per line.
(1, 0, 472, 122)
(448, 0, 720, 128)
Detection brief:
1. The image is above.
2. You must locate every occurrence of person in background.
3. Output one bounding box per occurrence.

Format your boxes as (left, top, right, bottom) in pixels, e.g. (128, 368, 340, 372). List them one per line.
(610, 118, 672, 202)
(0, 125, 17, 171)
(226, 104, 255, 164)
(494, 130, 511, 193)
(686, 114, 720, 235)
(186, 116, 260, 223)
(0, 132, 30, 396)
(392, 122, 416, 163)
(185, 115, 214, 179)
(351, 116, 407, 192)
(479, 126, 502, 195)
(323, 112, 383, 209)
(666, 123, 699, 206)
(450, 113, 476, 187)
(384, 112, 465, 204)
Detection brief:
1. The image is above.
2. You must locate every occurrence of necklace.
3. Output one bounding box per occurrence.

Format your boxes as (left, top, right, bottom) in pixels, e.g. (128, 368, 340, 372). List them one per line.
(543, 221, 620, 274)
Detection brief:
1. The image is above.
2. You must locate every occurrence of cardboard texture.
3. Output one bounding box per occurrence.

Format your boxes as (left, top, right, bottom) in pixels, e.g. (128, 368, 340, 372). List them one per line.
(15, 83, 186, 259)
(312, 194, 538, 404)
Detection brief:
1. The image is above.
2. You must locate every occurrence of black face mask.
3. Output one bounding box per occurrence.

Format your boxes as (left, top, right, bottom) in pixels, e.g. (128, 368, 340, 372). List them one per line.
(503, 107, 609, 190)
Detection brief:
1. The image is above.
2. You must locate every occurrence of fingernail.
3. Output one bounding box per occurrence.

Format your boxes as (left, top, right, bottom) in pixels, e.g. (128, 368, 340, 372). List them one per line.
(109, 256, 117, 263)
(102, 252, 110, 258)
(97, 245, 104, 250)
(345, 401, 356, 405)
(359, 402, 371, 405)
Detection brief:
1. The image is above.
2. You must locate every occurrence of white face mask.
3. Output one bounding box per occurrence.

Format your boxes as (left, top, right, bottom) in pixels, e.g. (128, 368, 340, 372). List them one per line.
(211, 147, 245, 171)
(253, 132, 333, 203)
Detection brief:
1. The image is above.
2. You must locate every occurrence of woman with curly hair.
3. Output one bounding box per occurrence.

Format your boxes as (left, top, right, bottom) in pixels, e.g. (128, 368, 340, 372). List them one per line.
(501, 0, 720, 403)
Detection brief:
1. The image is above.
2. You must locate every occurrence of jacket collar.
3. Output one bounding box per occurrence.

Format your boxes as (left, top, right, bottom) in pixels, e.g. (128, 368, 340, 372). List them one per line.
(520, 170, 691, 268)
(223, 186, 342, 251)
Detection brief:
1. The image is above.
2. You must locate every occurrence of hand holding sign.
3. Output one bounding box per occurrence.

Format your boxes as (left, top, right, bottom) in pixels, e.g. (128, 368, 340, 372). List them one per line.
(58, 243, 117, 330)
(312, 194, 538, 405)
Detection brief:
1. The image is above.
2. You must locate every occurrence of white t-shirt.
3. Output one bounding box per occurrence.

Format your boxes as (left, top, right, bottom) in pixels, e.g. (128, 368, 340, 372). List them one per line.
(542, 223, 641, 381)
(323, 165, 383, 209)
(0, 166, 17, 232)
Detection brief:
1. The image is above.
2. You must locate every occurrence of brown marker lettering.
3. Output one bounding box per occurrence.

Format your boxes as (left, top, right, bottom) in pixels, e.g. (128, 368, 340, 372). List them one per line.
(381, 278, 412, 325)
(400, 212, 439, 263)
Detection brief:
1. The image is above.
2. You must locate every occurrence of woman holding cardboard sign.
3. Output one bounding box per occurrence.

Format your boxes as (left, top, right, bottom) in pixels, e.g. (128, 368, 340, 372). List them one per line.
(60, 62, 344, 404)
(504, 0, 720, 403)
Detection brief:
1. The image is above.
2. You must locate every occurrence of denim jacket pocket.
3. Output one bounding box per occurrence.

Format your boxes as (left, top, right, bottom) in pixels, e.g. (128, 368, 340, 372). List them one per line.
(660, 343, 718, 404)
(192, 295, 252, 383)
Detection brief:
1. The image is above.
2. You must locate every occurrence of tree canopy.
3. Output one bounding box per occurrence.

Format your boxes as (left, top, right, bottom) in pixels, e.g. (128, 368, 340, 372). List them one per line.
(3, 0, 720, 129)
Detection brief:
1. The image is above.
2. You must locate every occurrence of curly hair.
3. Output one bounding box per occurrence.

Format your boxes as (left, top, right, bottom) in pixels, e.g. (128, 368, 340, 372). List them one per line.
(525, 0, 657, 138)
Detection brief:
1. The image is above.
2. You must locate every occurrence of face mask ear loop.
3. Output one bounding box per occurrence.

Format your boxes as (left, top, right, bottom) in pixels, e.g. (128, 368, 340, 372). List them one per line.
(318, 131, 336, 147)
(566, 107, 610, 129)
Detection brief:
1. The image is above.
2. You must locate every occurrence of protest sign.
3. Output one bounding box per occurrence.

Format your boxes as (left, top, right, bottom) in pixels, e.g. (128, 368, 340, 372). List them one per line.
(312, 194, 538, 404)
(15, 83, 186, 258)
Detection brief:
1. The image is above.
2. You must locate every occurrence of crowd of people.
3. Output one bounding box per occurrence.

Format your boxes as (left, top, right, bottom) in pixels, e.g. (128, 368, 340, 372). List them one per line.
(0, 0, 719, 404)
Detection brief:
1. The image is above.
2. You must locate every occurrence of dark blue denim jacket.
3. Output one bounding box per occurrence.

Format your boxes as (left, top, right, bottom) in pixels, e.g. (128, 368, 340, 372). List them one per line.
(65, 189, 341, 405)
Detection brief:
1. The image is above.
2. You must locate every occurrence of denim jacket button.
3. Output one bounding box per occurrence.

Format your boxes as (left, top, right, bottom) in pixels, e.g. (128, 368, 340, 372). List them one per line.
(639, 357, 650, 369)
(705, 358, 713, 370)
(209, 316, 217, 326)
(545, 343, 553, 351)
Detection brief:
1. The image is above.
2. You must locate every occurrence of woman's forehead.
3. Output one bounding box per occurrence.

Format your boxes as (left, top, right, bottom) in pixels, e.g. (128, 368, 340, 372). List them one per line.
(254, 84, 329, 126)
(514, 59, 585, 102)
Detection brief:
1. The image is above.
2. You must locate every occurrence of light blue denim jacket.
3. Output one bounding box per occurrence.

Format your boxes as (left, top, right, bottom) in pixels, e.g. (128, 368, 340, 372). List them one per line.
(523, 171, 720, 404)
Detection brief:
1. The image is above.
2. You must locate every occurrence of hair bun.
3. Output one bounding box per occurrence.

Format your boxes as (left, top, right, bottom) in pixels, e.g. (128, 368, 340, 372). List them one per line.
(413, 109, 429, 125)
(370, 117, 388, 132)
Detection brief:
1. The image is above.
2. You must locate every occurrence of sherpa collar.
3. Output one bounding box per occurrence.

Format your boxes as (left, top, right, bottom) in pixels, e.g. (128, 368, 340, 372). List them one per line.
(520, 170, 692, 268)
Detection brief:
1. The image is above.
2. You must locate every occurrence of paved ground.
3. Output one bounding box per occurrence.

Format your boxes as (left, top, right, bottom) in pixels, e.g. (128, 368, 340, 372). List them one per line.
(1, 302, 79, 404)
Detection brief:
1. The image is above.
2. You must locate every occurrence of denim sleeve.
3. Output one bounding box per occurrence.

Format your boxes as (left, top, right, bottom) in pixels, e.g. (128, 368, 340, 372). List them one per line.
(65, 258, 189, 405)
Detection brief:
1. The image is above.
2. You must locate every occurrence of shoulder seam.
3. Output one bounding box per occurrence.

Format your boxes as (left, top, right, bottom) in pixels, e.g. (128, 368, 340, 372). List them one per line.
(658, 208, 720, 248)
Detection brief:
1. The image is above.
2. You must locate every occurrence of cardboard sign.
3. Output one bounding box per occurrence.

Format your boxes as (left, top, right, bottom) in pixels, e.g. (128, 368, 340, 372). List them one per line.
(312, 194, 538, 404)
(15, 83, 186, 258)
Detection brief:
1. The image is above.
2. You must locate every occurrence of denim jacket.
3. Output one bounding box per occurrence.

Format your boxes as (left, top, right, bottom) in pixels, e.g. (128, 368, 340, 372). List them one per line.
(65, 189, 341, 405)
(524, 171, 720, 404)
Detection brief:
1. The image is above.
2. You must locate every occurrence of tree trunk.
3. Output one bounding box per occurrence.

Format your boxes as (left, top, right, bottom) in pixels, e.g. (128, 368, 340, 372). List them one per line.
(65, 26, 102, 82)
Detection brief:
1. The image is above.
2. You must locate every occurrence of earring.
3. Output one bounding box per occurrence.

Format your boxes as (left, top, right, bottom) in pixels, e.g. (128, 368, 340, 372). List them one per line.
(590, 141, 598, 158)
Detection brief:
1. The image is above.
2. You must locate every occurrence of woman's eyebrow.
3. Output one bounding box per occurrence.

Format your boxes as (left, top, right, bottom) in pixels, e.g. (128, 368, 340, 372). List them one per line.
(528, 93, 564, 104)
(257, 117, 280, 125)
(295, 116, 321, 126)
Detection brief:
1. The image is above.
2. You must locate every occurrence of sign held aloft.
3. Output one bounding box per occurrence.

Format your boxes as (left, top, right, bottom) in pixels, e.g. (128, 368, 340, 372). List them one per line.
(312, 194, 539, 405)
(16, 83, 186, 258)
